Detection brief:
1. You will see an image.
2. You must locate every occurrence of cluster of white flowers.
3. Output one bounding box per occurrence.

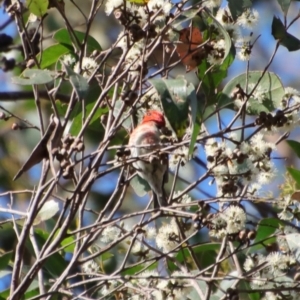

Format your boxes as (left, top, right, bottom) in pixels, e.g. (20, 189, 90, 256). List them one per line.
(233, 83, 269, 110)
(244, 251, 297, 295)
(282, 87, 300, 108)
(169, 146, 195, 170)
(173, 190, 192, 205)
(155, 271, 193, 299)
(100, 280, 120, 296)
(276, 194, 300, 221)
(82, 259, 99, 276)
(214, 6, 259, 61)
(203, 0, 222, 9)
(62, 54, 76, 66)
(100, 225, 121, 243)
(122, 39, 147, 79)
(262, 291, 300, 300)
(105, 0, 171, 21)
(266, 252, 296, 274)
(105, 0, 172, 79)
(205, 132, 277, 196)
(73, 57, 98, 78)
(156, 218, 195, 253)
(215, 7, 241, 42)
(236, 36, 252, 61)
(237, 8, 259, 29)
(207, 39, 226, 65)
(100, 270, 193, 299)
(209, 206, 246, 238)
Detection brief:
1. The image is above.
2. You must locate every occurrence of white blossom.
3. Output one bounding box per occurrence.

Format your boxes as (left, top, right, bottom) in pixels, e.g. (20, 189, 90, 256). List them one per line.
(223, 206, 247, 234)
(169, 146, 196, 170)
(156, 220, 180, 253)
(203, 0, 222, 9)
(266, 252, 296, 273)
(82, 259, 99, 276)
(237, 9, 259, 29)
(74, 57, 98, 78)
(145, 226, 156, 239)
(100, 226, 121, 243)
(105, 0, 123, 15)
(62, 54, 76, 66)
(148, 0, 172, 16)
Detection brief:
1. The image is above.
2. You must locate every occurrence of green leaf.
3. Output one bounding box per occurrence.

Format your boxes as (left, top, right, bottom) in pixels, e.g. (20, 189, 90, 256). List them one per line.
(69, 103, 108, 136)
(276, 0, 291, 14)
(280, 32, 300, 51)
(0, 252, 12, 270)
(198, 47, 235, 103)
(168, 243, 220, 272)
(12, 69, 56, 85)
(272, 16, 300, 51)
(34, 200, 59, 225)
(219, 71, 285, 115)
(205, 8, 233, 67)
(60, 235, 75, 252)
(24, 280, 40, 299)
(37, 43, 71, 69)
(227, 0, 253, 20)
(25, 0, 48, 17)
(26, 229, 68, 278)
(288, 167, 300, 187)
(172, 8, 203, 30)
(55, 83, 105, 135)
(271, 16, 286, 40)
(286, 140, 300, 158)
(251, 217, 282, 252)
(122, 262, 158, 275)
(239, 280, 261, 300)
(64, 64, 89, 100)
(149, 77, 195, 139)
(53, 28, 102, 54)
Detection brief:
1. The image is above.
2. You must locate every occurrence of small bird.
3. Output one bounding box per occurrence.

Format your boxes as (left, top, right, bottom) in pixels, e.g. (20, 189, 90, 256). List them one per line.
(128, 110, 168, 208)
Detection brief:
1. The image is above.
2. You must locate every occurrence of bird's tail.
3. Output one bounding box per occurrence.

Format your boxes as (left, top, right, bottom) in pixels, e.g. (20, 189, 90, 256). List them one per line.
(153, 188, 168, 209)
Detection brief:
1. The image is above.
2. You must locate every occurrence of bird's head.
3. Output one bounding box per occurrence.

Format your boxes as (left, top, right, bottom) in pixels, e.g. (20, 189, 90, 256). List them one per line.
(141, 110, 166, 128)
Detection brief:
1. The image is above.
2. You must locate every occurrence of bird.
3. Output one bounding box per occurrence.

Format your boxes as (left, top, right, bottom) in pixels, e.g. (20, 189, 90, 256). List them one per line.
(128, 110, 168, 208)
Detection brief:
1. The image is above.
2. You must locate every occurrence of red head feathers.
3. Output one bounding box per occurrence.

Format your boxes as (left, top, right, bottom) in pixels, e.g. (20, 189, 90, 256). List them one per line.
(141, 110, 165, 128)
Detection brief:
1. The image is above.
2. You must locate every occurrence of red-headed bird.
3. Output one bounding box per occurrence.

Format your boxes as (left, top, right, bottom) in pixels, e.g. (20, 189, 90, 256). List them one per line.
(128, 110, 168, 208)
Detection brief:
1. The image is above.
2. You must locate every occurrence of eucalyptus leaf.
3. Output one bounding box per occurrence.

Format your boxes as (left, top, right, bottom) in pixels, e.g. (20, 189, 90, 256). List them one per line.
(227, 0, 253, 20)
(0, 252, 12, 271)
(287, 167, 300, 187)
(34, 200, 59, 225)
(54, 28, 102, 54)
(63, 64, 89, 100)
(25, 0, 48, 17)
(219, 71, 284, 115)
(250, 217, 283, 252)
(276, 0, 291, 14)
(286, 140, 300, 158)
(37, 43, 71, 69)
(272, 16, 300, 51)
(149, 77, 196, 139)
(12, 69, 56, 85)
